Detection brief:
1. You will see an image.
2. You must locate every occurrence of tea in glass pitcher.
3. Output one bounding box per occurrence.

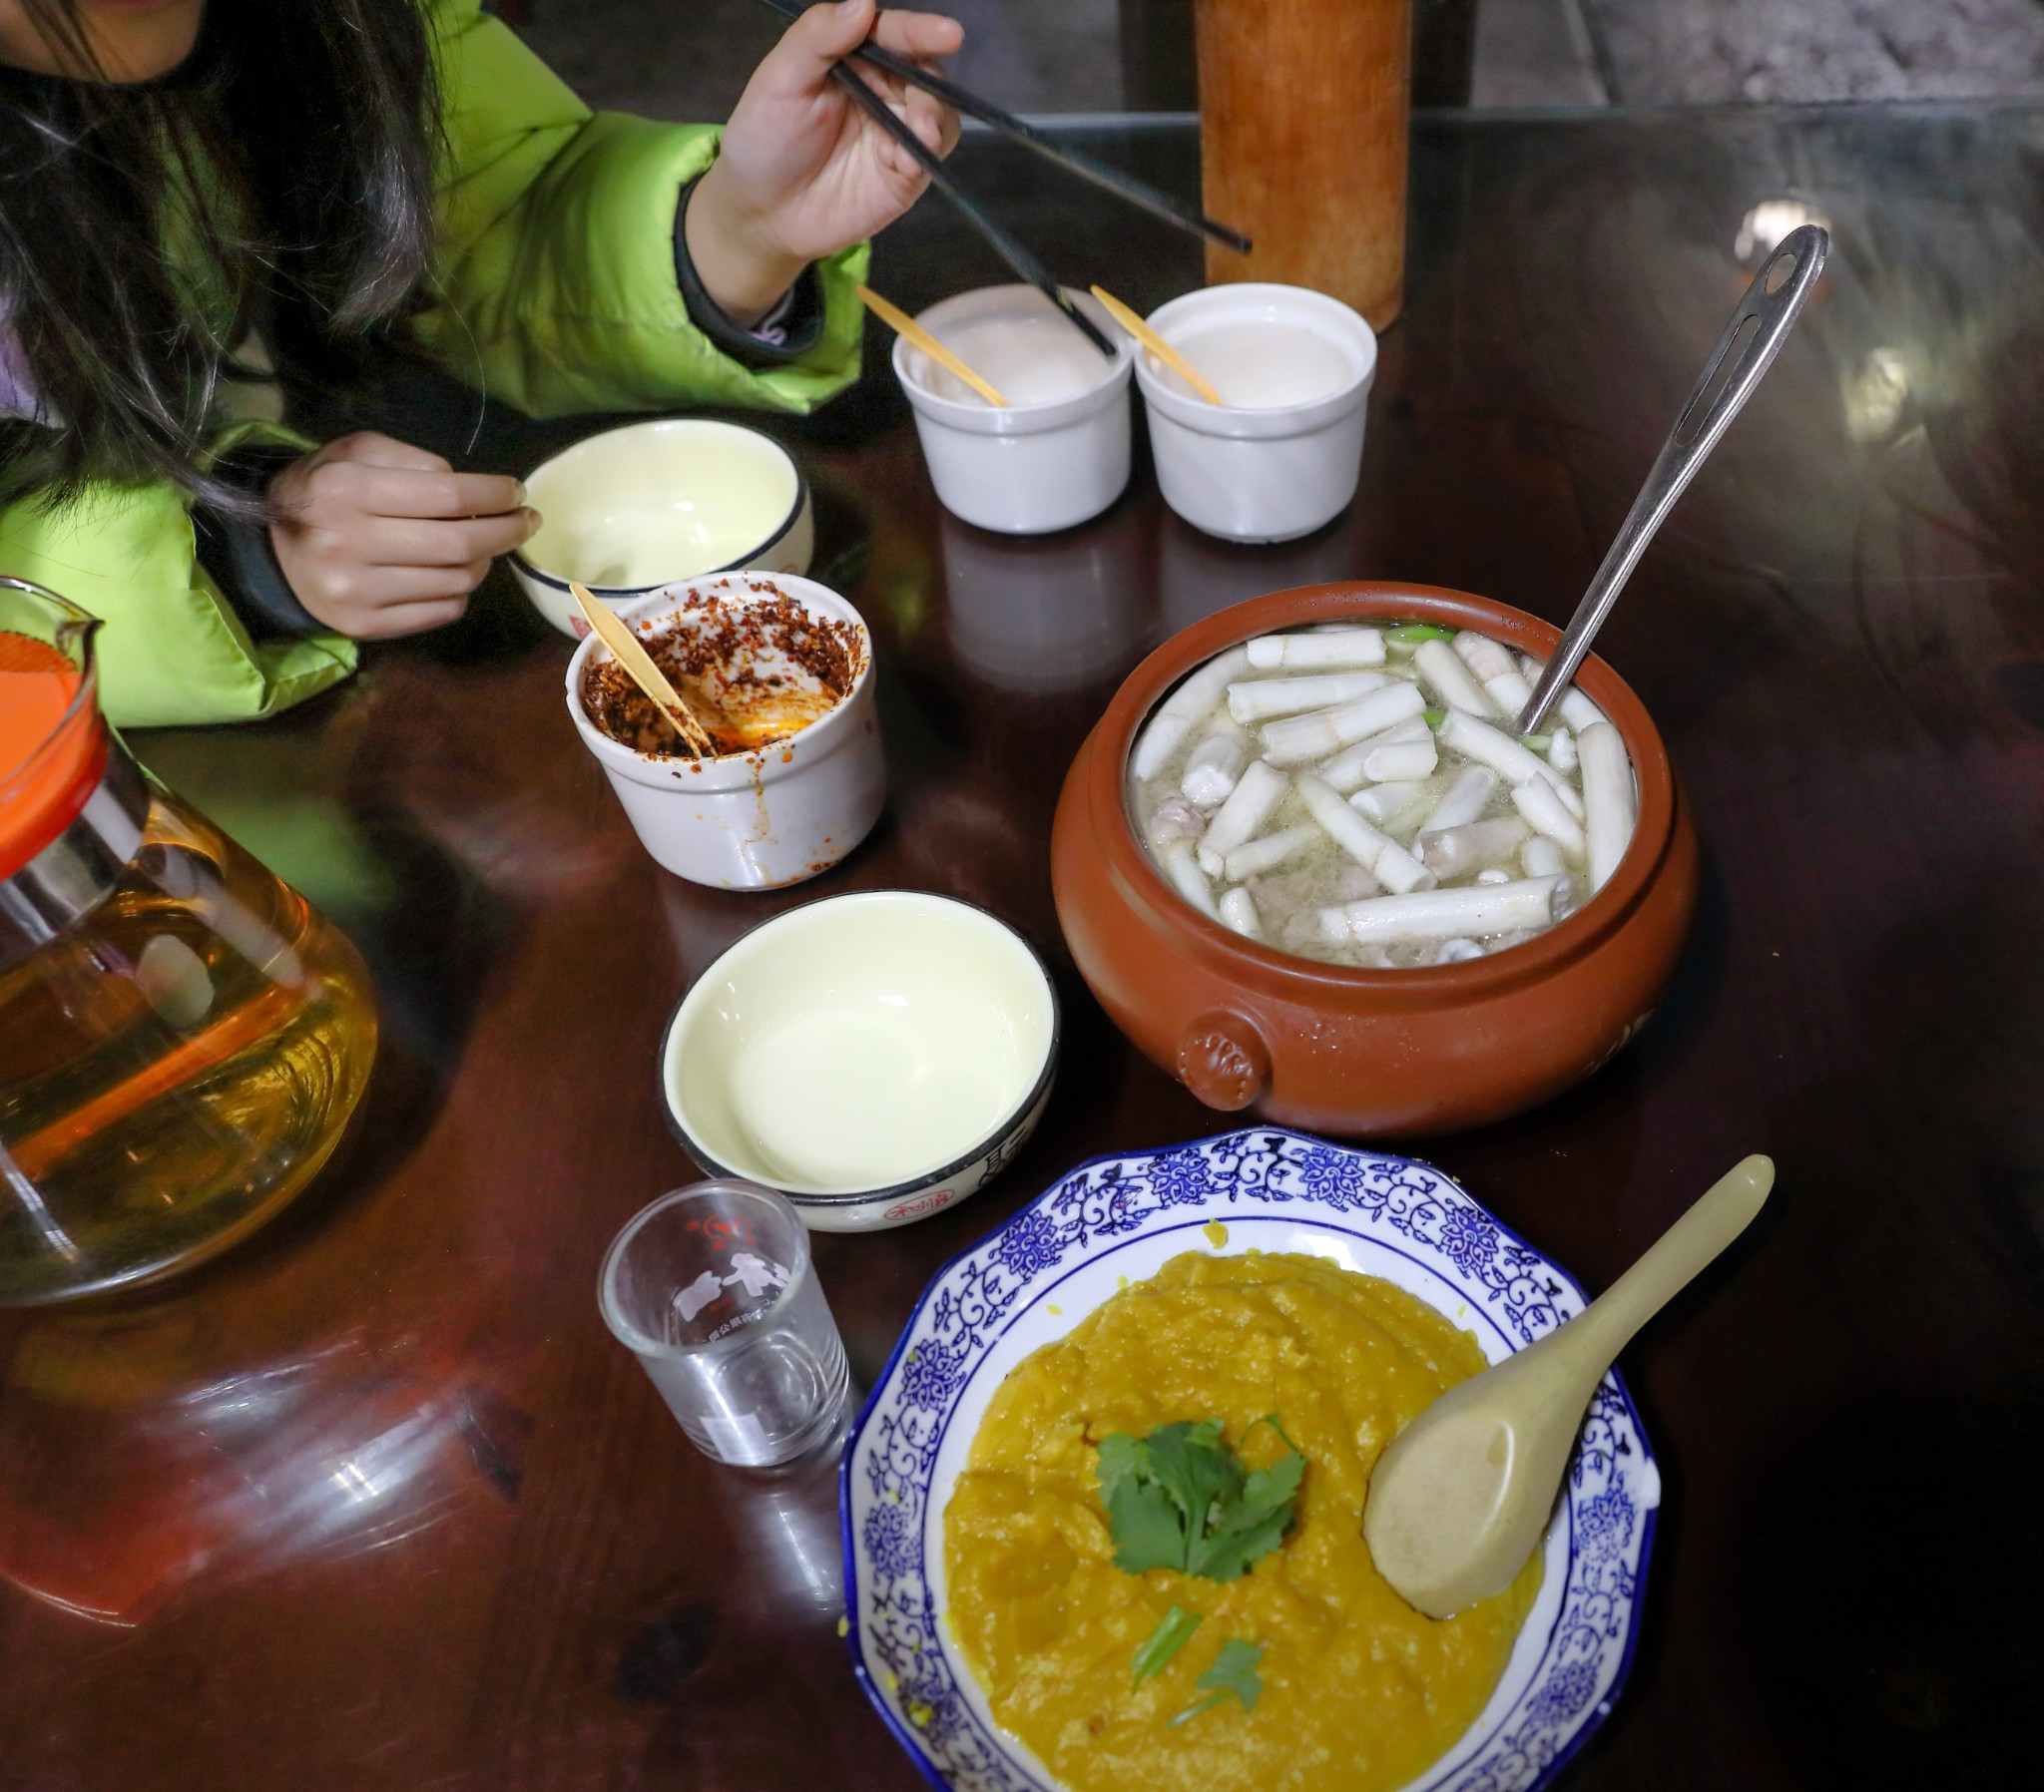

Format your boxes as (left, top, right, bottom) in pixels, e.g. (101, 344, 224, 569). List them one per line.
(0, 580, 378, 1304)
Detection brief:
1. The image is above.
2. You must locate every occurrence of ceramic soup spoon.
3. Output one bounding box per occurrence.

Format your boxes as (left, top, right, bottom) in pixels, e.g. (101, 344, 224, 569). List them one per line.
(1364, 1153, 1775, 1618)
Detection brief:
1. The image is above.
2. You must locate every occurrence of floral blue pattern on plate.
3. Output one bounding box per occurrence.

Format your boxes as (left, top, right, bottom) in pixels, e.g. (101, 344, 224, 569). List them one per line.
(839, 1127, 1659, 1792)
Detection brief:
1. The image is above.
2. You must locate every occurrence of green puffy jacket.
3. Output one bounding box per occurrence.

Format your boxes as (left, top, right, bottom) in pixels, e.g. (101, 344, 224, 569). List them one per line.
(0, 0, 867, 728)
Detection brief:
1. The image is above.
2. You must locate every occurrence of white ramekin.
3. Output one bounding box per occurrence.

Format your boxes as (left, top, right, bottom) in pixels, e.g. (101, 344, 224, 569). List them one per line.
(1136, 282, 1377, 543)
(893, 285, 1135, 535)
(565, 575, 883, 890)
(514, 419, 814, 639)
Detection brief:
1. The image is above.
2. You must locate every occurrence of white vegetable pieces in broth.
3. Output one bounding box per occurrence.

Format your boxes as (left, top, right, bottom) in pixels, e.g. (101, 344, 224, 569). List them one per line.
(1127, 623, 1640, 968)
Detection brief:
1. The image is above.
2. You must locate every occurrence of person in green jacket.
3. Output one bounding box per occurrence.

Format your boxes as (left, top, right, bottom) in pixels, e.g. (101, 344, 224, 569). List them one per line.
(0, 0, 962, 726)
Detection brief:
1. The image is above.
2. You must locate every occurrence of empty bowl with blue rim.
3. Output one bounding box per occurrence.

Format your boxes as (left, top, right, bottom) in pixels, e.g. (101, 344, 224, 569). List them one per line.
(840, 1127, 1659, 1792)
(512, 418, 813, 638)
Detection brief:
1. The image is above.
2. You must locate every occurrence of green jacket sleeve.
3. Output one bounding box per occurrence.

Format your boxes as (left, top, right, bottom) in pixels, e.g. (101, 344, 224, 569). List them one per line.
(413, 0, 868, 418)
(0, 427, 356, 730)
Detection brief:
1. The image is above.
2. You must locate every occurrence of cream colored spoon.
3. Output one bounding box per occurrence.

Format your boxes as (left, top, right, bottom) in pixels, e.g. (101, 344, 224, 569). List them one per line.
(1365, 1153, 1775, 1618)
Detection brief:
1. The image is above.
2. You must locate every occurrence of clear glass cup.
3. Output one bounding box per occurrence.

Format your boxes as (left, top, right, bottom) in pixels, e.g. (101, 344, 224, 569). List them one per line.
(598, 1179, 849, 1467)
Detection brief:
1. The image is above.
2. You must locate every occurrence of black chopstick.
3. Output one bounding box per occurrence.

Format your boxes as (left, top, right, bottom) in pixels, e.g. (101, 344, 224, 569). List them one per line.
(752, 0, 1252, 256)
(820, 56, 1120, 358)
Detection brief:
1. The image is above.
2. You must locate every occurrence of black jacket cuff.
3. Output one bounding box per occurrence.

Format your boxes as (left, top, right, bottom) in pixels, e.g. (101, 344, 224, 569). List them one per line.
(673, 174, 825, 368)
(193, 446, 326, 640)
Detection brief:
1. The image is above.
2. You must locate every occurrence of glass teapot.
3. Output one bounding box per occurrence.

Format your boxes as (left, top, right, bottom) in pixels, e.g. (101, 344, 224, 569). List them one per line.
(0, 579, 378, 1304)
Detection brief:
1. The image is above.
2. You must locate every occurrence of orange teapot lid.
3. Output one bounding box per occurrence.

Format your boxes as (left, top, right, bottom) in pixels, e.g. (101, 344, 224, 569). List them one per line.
(0, 631, 108, 882)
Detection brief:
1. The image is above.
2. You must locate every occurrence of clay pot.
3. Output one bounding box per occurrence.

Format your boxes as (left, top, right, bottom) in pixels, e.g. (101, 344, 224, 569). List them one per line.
(1051, 583, 1699, 1136)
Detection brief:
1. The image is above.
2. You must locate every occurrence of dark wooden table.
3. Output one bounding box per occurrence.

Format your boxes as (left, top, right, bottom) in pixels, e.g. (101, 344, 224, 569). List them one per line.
(4, 105, 2042, 1790)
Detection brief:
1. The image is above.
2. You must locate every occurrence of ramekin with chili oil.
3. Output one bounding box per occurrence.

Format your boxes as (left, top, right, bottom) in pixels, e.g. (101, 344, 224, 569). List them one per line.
(566, 574, 882, 889)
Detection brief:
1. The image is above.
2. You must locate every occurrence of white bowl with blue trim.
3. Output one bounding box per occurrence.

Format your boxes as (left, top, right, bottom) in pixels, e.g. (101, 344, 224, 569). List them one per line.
(841, 1127, 1659, 1792)
(662, 893, 1060, 1230)
(513, 418, 814, 638)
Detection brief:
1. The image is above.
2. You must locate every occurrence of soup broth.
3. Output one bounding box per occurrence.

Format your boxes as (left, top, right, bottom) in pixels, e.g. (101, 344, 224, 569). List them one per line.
(1126, 622, 1638, 968)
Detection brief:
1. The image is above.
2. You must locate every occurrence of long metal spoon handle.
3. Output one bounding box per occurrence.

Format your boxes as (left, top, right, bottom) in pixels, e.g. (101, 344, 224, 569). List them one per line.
(1519, 224, 1829, 734)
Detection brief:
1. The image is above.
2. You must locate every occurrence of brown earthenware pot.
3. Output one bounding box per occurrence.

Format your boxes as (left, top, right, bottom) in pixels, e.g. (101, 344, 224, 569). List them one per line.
(1051, 583, 1699, 1136)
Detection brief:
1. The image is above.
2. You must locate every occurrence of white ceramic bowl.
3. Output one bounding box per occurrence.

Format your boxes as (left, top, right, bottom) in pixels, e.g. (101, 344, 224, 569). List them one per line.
(842, 1128, 1660, 1790)
(565, 575, 882, 889)
(894, 285, 1135, 535)
(660, 892, 1059, 1232)
(514, 419, 814, 638)
(1136, 282, 1377, 543)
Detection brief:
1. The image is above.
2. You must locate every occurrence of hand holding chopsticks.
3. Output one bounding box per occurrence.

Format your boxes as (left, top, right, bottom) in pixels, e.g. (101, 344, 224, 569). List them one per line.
(801, 30, 1117, 358)
(684, 2, 965, 316)
(750, 0, 1249, 256)
(743, 0, 1249, 359)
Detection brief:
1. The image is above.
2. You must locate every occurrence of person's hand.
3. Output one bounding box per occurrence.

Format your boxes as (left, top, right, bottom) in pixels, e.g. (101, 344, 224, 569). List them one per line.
(267, 434, 538, 640)
(685, 0, 963, 325)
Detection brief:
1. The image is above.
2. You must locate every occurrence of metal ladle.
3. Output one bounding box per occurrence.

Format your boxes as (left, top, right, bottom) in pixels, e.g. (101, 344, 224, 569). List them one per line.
(1519, 224, 1829, 734)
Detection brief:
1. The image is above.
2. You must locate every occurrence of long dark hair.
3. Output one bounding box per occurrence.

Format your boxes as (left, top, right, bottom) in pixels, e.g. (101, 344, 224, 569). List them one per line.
(0, 0, 440, 515)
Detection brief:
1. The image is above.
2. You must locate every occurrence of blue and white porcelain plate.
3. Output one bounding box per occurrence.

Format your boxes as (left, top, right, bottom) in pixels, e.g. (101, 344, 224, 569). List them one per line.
(839, 1128, 1659, 1792)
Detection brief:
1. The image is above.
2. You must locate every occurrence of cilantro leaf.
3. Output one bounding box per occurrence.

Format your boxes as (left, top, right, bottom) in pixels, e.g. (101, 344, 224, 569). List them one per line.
(1095, 1431, 1147, 1505)
(1130, 1605, 1203, 1685)
(1144, 1420, 1239, 1545)
(1191, 1431, 1307, 1579)
(1106, 1470, 1189, 1577)
(1241, 1446, 1305, 1518)
(1186, 1503, 1292, 1582)
(1169, 1637, 1265, 1725)
(1099, 1430, 1187, 1574)
(1097, 1416, 1306, 1581)
(1202, 1637, 1266, 1711)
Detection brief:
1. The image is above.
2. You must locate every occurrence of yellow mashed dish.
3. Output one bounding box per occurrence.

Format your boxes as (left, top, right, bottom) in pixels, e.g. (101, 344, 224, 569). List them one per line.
(942, 1250, 1541, 1792)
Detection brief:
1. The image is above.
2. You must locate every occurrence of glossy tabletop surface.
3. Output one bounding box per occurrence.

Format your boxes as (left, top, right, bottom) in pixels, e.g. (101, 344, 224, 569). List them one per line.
(4, 106, 2042, 1789)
